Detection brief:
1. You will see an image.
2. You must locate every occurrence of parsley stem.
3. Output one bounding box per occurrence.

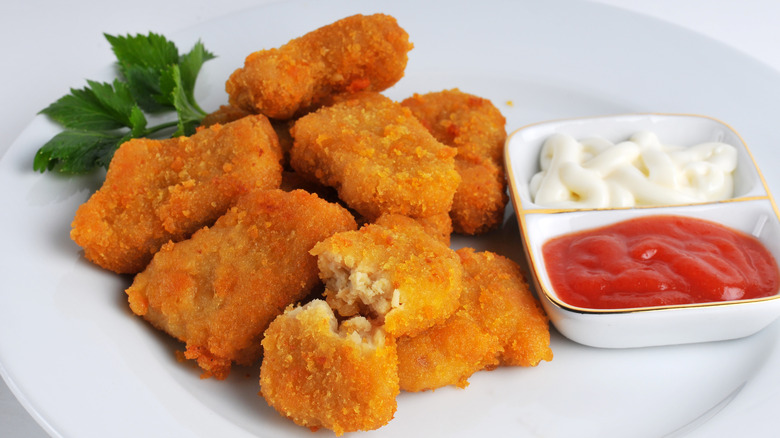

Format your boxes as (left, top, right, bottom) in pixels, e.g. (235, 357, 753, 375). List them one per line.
(144, 120, 180, 137)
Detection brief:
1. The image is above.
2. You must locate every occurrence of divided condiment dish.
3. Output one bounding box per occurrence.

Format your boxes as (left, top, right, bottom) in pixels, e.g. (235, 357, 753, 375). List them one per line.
(504, 113, 780, 348)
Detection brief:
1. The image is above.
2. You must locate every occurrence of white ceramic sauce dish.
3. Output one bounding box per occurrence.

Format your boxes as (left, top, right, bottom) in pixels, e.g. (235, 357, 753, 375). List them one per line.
(505, 113, 780, 348)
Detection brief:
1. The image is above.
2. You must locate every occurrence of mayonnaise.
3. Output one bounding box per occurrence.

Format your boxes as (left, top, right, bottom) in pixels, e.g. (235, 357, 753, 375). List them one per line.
(529, 131, 738, 208)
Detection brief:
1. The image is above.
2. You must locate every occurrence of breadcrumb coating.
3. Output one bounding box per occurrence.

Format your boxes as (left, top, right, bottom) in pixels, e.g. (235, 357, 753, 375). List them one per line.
(396, 309, 501, 392)
(125, 189, 356, 379)
(260, 300, 399, 436)
(311, 216, 462, 338)
(226, 13, 413, 119)
(71, 115, 283, 274)
(401, 89, 508, 235)
(290, 92, 460, 221)
(457, 248, 553, 367)
(200, 104, 252, 127)
(396, 248, 552, 391)
(375, 212, 452, 246)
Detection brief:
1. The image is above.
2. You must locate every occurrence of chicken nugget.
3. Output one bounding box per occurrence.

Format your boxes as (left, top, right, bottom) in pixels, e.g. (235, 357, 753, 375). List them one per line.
(71, 115, 283, 274)
(290, 92, 460, 221)
(200, 104, 252, 127)
(396, 248, 552, 391)
(260, 300, 398, 436)
(457, 248, 552, 367)
(396, 309, 500, 392)
(125, 189, 357, 379)
(401, 89, 508, 235)
(374, 212, 452, 246)
(311, 217, 462, 338)
(226, 14, 413, 119)
(452, 154, 509, 235)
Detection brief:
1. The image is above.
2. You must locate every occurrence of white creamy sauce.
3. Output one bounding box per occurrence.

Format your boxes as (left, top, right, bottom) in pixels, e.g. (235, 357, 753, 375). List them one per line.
(529, 131, 738, 208)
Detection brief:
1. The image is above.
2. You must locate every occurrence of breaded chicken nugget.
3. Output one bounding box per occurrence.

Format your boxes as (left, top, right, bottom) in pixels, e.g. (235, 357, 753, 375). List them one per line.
(311, 217, 462, 338)
(290, 92, 461, 221)
(374, 212, 452, 246)
(200, 104, 252, 127)
(71, 115, 283, 274)
(457, 248, 552, 367)
(452, 155, 508, 235)
(401, 89, 508, 235)
(260, 300, 399, 436)
(396, 309, 500, 392)
(202, 105, 299, 169)
(125, 189, 357, 379)
(226, 14, 413, 119)
(396, 248, 552, 391)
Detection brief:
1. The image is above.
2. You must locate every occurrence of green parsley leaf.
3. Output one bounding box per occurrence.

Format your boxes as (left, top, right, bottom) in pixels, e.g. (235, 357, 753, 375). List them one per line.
(35, 32, 215, 174)
(160, 64, 204, 137)
(178, 40, 216, 114)
(34, 130, 130, 174)
(106, 32, 181, 113)
(39, 79, 144, 131)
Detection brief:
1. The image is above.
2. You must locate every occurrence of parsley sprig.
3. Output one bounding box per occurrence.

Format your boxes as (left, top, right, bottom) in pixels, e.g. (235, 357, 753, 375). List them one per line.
(34, 32, 215, 174)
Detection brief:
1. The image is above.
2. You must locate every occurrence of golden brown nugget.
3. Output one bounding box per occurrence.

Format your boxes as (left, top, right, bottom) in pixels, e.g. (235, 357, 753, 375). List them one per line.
(226, 14, 413, 119)
(374, 212, 452, 246)
(396, 249, 552, 392)
(401, 89, 508, 235)
(200, 104, 252, 127)
(260, 300, 399, 436)
(401, 89, 506, 162)
(125, 189, 357, 379)
(290, 92, 461, 221)
(311, 217, 462, 338)
(452, 154, 508, 235)
(396, 309, 501, 392)
(71, 115, 283, 274)
(457, 248, 552, 367)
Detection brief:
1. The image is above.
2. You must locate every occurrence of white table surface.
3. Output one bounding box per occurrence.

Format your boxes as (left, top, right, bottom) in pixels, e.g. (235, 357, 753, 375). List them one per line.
(2, 0, 779, 436)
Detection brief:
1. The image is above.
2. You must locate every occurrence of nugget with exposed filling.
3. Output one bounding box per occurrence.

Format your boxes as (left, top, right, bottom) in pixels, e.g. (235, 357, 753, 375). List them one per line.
(125, 189, 356, 379)
(311, 216, 462, 338)
(226, 14, 413, 119)
(401, 89, 508, 235)
(71, 115, 283, 274)
(290, 92, 460, 221)
(396, 248, 552, 391)
(260, 300, 399, 436)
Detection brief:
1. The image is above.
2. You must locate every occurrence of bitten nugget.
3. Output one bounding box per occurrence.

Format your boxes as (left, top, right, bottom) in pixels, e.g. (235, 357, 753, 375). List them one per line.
(125, 189, 357, 379)
(71, 115, 283, 274)
(260, 300, 399, 436)
(457, 248, 552, 366)
(396, 248, 552, 391)
(226, 13, 413, 119)
(290, 92, 461, 221)
(311, 216, 462, 338)
(401, 89, 508, 235)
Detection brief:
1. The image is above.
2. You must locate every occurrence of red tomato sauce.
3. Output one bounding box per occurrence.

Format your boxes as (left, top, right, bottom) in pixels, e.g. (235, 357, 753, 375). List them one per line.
(542, 215, 780, 309)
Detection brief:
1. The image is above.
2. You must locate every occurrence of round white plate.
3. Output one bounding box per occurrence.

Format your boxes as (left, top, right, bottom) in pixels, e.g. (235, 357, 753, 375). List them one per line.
(3, 0, 780, 436)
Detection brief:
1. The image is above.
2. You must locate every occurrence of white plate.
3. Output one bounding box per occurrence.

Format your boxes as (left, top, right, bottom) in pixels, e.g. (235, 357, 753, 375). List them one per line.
(3, 0, 780, 437)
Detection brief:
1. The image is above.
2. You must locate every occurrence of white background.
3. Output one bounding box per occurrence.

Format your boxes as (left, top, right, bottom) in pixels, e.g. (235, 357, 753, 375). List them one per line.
(2, 0, 780, 436)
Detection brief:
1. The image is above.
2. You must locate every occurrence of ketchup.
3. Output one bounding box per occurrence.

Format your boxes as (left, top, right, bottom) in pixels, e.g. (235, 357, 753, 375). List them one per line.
(542, 215, 780, 309)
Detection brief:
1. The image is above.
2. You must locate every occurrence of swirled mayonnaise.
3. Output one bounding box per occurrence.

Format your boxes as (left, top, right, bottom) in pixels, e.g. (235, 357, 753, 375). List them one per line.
(529, 131, 738, 208)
